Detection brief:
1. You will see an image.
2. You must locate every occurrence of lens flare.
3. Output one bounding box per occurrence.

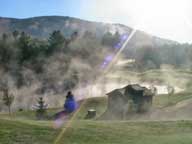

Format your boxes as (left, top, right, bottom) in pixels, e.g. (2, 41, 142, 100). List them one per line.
(101, 54, 114, 69)
(53, 29, 137, 144)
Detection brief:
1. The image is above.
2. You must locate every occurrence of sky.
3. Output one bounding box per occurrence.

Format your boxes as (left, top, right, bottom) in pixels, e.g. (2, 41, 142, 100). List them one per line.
(0, 0, 192, 43)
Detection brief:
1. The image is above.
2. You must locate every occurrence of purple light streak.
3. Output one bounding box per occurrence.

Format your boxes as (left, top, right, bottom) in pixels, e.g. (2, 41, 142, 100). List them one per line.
(101, 33, 129, 68)
(101, 54, 114, 69)
(53, 32, 131, 129)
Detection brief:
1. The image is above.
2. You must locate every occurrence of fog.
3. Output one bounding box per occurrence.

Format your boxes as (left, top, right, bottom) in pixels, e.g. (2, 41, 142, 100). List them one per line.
(74, 80, 184, 100)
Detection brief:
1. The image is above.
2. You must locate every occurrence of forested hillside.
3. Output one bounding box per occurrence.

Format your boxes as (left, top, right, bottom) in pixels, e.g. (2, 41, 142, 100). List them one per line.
(0, 16, 191, 111)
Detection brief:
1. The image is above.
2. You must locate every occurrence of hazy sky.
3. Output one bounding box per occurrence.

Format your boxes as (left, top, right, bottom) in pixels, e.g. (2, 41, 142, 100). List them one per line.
(0, 0, 191, 43)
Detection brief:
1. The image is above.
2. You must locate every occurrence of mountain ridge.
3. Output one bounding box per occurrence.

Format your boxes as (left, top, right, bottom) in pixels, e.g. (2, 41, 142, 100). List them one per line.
(0, 15, 177, 45)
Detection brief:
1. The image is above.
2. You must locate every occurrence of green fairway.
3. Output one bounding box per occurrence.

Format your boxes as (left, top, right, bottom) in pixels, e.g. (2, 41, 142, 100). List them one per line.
(1, 119, 192, 144)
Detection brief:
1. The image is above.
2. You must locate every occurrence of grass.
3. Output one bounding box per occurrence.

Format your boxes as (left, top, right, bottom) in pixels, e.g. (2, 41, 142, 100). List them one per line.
(1, 68, 192, 143)
(1, 93, 192, 144)
(154, 92, 192, 108)
(0, 97, 108, 121)
(1, 119, 192, 144)
(2, 90, 192, 120)
(61, 120, 192, 144)
(0, 119, 59, 144)
(75, 97, 107, 119)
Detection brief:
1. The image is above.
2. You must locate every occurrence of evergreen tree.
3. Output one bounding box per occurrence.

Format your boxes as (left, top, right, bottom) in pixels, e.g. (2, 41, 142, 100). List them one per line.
(71, 31, 78, 41)
(0, 36, 12, 69)
(102, 31, 120, 47)
(35, 97, 48, 120)
(12, 30, 19, 40)
(18, 32, 31, 63)
(2, 87, 14, 116)
(102, 31, 114, 46)
(47, 30, 65, 54)
(2, 33, 8, 42)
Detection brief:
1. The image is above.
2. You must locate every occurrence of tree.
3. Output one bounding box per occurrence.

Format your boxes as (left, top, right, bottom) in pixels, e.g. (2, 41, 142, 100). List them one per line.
(18, 32, 31, 63)
(114, 31, 120, 44)
(2, 87, 14, 116)
(47, 30, 65, 54)
(167, 85, 175, 105)
(136, 46, 161, 70)
(35, 97, 48, 120)
(102, 31, 120, 47)
(71, 31, 78, 41)
(0, 34, 14, 71)
(12, 30, 19, 40)
(83, 31, 95, 39)
(2, 33, 8, 42)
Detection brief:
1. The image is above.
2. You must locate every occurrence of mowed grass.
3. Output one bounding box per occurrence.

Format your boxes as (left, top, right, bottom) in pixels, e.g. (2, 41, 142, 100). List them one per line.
(1, 119, 192, 144)
(1, 94, 192, 144)
(0, 119, 59, 144)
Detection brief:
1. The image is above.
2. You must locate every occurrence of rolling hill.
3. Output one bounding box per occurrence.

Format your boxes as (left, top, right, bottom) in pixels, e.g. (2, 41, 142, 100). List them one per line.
(0, 16, 176, 46)
(1, 15, 192, 144)
(0, 16, 191, 112)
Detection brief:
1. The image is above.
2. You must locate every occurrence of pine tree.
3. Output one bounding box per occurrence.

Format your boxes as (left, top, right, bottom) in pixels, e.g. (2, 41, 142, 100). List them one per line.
(47, 30, 65, 54)
(35, 97, 48, 120)
(12, 30, 19, 40)
(18, 32, 32, 63)
(2, 87, 14, 116)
